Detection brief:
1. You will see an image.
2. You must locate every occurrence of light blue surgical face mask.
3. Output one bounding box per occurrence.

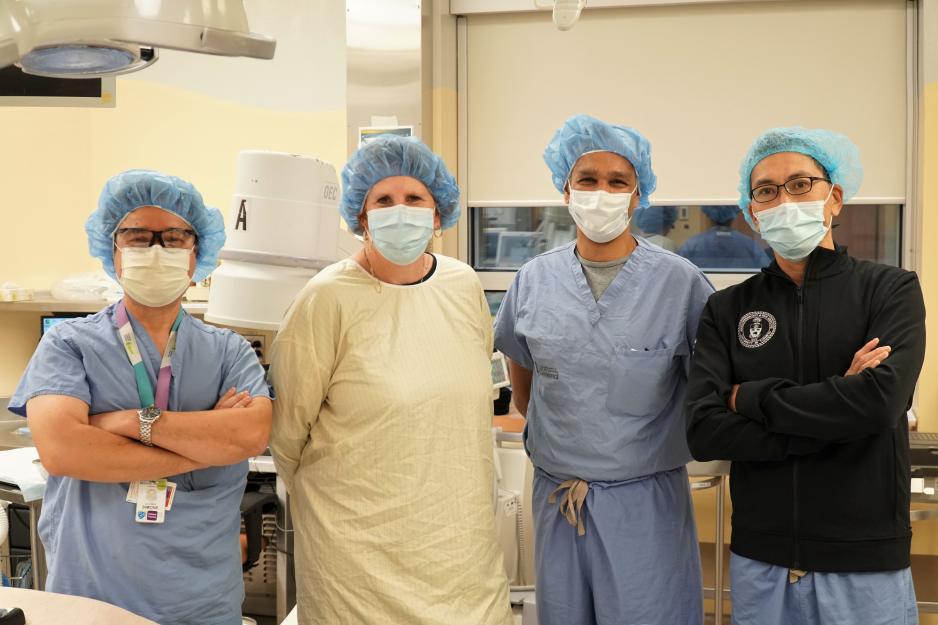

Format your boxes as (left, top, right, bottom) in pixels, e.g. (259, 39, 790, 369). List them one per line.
(365, 204, 435, 266)
(755, 188, 833, 261)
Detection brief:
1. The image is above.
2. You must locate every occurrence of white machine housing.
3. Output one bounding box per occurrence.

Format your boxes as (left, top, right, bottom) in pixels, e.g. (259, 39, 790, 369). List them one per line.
(0, 0, 275, 78)
(206, 150, 360, 331)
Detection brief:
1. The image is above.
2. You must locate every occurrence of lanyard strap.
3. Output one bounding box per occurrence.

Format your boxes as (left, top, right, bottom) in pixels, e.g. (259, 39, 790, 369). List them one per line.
(115, 301, 184, 410)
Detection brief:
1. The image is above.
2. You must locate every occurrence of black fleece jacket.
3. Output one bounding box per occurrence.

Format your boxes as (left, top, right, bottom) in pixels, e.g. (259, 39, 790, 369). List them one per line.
(686, 245, 925, 572)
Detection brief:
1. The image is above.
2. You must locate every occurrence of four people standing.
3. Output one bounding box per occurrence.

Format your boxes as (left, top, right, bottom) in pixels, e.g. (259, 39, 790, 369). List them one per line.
(11, 123, 926, 625)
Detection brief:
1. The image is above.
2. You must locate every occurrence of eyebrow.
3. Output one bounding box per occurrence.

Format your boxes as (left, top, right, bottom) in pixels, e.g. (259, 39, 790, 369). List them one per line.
(752, 170, 816, 187)
(574, 168, 634, 179)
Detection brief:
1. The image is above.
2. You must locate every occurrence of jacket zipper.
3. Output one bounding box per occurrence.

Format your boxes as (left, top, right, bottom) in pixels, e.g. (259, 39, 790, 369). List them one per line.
(793, 286, 804, 570)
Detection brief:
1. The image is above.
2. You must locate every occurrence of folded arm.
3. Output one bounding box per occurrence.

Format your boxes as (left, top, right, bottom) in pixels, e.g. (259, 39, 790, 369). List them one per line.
(734, 272, 925, 443)
(28, 394, 205, 482)
(686, 301, 828, 462)
(91, 390, 272, 465)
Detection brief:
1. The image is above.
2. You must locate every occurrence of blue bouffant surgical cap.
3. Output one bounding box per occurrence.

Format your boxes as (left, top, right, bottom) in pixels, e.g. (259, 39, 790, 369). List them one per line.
(86, 169, 226, 283)
(339, 134, 460, 235)
(738, 127, 863, 226)
(543, 114, 657, 209)
(633, 206, 678, 235)
(702, 205, 740, 226)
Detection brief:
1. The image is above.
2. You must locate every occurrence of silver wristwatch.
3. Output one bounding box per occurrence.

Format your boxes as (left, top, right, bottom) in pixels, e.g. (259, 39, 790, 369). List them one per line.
(138, 405, 161, 447)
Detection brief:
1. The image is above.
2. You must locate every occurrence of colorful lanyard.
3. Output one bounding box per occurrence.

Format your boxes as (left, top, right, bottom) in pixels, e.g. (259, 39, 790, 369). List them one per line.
(115, 301, 185, 410)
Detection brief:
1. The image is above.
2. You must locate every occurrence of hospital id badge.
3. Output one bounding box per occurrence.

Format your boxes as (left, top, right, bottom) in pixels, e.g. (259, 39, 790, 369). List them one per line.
(134, 479, 167, 524)
(128, 480, 176, 511)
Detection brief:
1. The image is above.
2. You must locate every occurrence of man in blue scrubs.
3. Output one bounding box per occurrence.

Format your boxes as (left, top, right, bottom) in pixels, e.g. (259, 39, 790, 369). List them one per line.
(494, 114, 712, 625)
(9, 170, 272, 625)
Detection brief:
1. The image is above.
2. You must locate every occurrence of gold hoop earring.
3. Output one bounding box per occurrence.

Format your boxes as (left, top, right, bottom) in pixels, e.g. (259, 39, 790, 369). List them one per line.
(433, 228, 443, 239)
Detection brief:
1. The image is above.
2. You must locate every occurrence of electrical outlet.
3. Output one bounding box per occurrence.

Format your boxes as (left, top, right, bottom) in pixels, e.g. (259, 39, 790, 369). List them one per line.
(241, 334, 266, 363)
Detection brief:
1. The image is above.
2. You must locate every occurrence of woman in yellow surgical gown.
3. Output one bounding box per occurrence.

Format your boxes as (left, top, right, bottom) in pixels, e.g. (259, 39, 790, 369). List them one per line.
(269, 135, 512, 625)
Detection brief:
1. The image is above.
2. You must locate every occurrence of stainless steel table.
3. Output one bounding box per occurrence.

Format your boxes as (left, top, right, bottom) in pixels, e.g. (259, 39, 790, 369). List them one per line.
(0, 399, 44, 589)
(688, 460, 730, 625)
(0, 398, 43, 588)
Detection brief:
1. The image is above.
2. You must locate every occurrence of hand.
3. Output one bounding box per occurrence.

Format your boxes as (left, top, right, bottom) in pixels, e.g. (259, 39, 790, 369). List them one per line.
(845, 338, 891, 376)
(728, 384, 740, 412)
(214, 388, 254, 410)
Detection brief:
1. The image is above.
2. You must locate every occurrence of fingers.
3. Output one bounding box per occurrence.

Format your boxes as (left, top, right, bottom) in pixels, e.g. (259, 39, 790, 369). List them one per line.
(857, 345, 891, 367)
(859, 357, 886, 372)
(854, 337, 880, 358)
(215, 388, 255, 410)
(214, 387, 239, 410)
(231, 392, 253, 409)
(845, 344, 892, 376)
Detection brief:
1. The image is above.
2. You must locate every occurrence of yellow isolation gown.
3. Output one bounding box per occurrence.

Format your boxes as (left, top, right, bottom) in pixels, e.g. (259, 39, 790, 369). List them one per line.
(269, 254, 513, 625)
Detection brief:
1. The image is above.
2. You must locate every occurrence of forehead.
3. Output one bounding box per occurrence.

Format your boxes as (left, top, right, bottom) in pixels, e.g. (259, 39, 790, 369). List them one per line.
(750, 152, 825, 185)
(570, 151, 636, 177)
(366, 175, 431, 199)
(118, 206, 191, 229)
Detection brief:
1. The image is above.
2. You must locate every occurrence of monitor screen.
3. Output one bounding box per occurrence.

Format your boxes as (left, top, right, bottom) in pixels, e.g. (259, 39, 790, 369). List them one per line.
(40, 314, 89, 338)
(495, 232, 539, 270)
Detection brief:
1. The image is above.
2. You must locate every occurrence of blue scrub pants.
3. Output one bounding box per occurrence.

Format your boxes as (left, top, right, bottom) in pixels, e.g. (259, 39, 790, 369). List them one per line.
(533, 467, 703, 625)
(730, 553, 918, 625)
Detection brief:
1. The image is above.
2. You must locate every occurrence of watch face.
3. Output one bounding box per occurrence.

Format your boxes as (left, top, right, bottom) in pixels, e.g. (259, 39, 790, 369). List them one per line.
(140, 406, 161, 421)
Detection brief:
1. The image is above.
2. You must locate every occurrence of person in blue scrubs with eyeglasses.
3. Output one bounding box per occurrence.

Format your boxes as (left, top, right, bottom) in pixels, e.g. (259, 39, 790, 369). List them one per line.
(9, 170, 272, 625)
(494, 114, 713, 625)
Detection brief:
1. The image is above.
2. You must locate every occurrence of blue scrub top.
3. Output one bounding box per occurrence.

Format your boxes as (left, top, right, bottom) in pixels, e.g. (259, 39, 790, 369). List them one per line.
(9, 303, 271, 625)
(678, 226, 770, 270)
(494, 239, 714, 483)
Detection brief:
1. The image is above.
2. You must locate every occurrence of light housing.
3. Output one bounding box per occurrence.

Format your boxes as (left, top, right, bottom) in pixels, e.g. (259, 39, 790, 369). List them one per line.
(0, 0, 275, 78)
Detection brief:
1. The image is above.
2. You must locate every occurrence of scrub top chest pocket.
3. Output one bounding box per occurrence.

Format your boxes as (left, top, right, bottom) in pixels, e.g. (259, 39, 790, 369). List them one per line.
(606, 345, 682, 417)
(527, 335, 573, 405)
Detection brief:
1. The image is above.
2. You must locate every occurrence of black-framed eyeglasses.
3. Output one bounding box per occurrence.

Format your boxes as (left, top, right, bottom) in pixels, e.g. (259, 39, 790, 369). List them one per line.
(113, 228, 198, 249)
(750, 176, 831, 204)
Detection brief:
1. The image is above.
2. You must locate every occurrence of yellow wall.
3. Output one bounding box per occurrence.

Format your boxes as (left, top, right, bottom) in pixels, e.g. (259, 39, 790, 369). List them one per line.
(911, 81, 938, 562)
(0, 78, 346, 395)
(917, 81, 938, 436)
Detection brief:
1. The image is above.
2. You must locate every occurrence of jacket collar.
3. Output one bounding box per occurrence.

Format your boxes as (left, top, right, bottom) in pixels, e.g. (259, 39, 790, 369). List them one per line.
(763, 244, 850, 283)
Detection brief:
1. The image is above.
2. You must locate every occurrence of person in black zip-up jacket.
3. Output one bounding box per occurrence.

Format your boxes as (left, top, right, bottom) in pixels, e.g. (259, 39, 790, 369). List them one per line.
(686, 127, 925, 625)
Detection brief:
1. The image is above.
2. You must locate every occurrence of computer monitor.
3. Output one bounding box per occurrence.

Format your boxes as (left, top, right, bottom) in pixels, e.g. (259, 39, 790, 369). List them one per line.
(495, 231, 540, 269)
(39, 313, 89, 338)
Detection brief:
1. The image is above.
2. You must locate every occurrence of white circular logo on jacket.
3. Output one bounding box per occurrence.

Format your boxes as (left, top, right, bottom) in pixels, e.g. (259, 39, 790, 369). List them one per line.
(738, 311, 777, 349)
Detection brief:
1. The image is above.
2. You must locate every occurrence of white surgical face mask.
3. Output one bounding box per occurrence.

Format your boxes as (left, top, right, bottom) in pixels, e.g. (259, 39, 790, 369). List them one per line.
(366, 204, 435, 266)
(118, 246, 192, 307)
(755, 188, 833, 261)
(567, 187, 634, 243)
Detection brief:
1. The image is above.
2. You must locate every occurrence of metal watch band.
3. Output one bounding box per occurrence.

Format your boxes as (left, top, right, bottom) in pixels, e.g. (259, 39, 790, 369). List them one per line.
(140, 419, 154, 447)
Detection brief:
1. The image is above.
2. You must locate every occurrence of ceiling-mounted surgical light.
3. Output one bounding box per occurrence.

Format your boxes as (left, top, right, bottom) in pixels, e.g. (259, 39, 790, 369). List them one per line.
(18, 43, 157, 78)
(0, 0, 275, 79)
